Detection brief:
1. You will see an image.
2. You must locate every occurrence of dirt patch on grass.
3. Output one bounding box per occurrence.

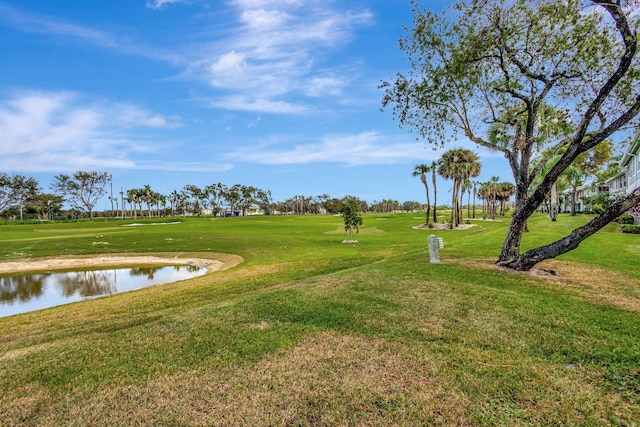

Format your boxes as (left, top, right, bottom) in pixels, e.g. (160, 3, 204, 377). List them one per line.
(13, 332, 467, 426)
(4, 331, 637, 425)
(0, 252, 243, 274)
(465, 259, 640, 312)
(412, 223, 476, 231)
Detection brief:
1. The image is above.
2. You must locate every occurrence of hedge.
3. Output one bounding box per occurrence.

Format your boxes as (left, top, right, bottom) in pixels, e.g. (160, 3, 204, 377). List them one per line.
(620, 224, 640, 234)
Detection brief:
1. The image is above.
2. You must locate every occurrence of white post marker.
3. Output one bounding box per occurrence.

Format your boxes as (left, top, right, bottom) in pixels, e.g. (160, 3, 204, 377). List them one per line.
(428, 235, 440, 263)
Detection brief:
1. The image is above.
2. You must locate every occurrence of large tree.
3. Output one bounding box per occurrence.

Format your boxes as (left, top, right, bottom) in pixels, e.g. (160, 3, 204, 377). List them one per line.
(51, 171, 112, 221)
(26, 193, 64, 220)
(0, 173, 38, 214)
(204, 183, 228, 217)
(382, 0, 640, 271)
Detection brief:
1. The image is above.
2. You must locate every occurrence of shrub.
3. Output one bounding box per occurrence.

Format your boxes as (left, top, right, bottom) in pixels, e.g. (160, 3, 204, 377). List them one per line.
(617, 214, 635, 224)
(592, 204, 604, 214)
(620, 224, 640, 234)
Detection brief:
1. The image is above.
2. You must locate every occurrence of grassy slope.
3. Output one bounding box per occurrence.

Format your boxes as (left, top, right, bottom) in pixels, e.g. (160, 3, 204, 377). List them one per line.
(0, 213, 639, 426)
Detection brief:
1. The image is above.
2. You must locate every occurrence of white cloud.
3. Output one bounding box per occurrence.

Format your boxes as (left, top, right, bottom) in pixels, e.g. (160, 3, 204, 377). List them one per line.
(0, 1, 374, 114)
(0, 90, 185, 172)
(0, 3, 178, 62)
(240, 9, 291, 29)
(191, 1, 373, 113)
(306, 75, 346, 97)
(134, 115, 183, 128)
(116, 107, 183, 128)
(134, 161, 234, 173)
(209, 95, 307, 114)
(0, 3, 116, 48)
(146, 0, 189, 10)
(225, 131, 438, 166)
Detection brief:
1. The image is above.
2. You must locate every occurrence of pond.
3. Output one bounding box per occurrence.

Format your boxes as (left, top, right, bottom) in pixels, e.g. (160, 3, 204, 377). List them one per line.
(0, 265, 206, 318)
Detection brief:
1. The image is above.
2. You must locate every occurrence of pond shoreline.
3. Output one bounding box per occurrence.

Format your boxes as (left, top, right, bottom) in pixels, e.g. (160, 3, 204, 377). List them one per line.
(0, 253, 242, 274)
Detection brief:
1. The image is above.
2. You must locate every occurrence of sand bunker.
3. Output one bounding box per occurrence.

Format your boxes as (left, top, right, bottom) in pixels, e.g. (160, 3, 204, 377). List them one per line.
(0, 253, 243, 274)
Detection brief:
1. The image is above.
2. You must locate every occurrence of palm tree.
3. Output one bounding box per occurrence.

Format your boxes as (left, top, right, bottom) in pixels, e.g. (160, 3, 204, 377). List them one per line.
(412, 164, 432, 225)
(119, 188, 126, 219)
(478, 182, 492, 219)
(437, 149, 481, 228)
(431, 161, 438, 223)
(169, 190, 180, 217)
(143, 185, 152, 218)
(126, 188, 142, 219)
(461, 178, 472, 220)
(496, 182, 516, 216)
(472, 180, 478, 219)
(490, 176, 500, 219)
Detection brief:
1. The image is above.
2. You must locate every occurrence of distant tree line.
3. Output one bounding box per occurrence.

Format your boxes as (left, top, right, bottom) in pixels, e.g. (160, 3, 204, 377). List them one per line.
(1, 170, 441, 222)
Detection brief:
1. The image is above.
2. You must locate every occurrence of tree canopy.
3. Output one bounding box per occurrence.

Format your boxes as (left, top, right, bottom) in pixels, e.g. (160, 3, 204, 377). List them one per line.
(340, 196, 364, 241)
(0, 173, 38, 213)
(437, 149, 481, 228)
(51, 171, 112, 221)
(383, 0, 640, 270)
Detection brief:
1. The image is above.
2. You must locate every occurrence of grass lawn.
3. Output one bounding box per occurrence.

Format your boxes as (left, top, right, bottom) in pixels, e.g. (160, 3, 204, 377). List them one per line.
(0, 212, 639, 425)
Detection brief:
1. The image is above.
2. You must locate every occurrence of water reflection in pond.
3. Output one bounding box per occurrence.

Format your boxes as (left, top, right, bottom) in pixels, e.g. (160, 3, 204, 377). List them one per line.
(0, 265, 206, 318)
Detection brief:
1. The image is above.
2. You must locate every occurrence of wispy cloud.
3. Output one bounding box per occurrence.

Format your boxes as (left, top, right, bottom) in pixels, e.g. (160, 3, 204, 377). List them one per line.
(135, 160, 233, 173)
(190, 0, 373, 113)
(208, 95, 307, 114)
(0, 1, 374, 114)
(225, 131, 438, 166)
(0, 90, 197, 173)
(146, 0, 189, 10)
(0, 2, 178, 62)
(0, 2, 117, 48)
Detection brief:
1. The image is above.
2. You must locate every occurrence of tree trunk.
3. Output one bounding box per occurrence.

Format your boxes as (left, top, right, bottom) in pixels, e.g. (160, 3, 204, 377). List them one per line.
(498, 183, 532, 263)
(432, 172, 438, 223)
(550, 183, 558, 221)
(421, 174, 430, 225)
(570, 185, 577, 216)
(459, 188, 464, 223)
(502, 187, 640, 271)
(472, 190, 477, 219)
(451, 180, 460, 228)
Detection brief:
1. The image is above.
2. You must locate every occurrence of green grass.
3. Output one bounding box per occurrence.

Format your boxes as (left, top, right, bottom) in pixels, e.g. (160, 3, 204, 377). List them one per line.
(1, 213, 639, 425)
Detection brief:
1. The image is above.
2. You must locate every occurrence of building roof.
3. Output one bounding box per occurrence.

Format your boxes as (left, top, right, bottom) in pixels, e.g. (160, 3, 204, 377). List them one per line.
(604, 169, 626, 184)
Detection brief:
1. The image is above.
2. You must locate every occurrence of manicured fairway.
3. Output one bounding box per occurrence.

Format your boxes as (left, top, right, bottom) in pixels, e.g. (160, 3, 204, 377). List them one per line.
(1, 213, 638, 425)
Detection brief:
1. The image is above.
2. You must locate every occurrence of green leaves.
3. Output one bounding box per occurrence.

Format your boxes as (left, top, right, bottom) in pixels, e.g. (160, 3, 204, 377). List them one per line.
(339, 197, 363, 240)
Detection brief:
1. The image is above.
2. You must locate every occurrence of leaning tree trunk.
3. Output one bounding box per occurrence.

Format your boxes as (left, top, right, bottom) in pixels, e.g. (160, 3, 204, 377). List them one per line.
(502, 187, 640, 271)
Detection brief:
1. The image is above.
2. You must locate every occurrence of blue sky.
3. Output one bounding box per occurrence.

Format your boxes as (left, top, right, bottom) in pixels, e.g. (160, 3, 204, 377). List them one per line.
(0, 0, 510, 209)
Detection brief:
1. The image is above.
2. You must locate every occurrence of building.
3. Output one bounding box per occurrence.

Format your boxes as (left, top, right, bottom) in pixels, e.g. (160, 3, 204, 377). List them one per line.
(620, 131, 640, 194)
(606, 130, 640, 222)
(560, 184, 599, 213)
